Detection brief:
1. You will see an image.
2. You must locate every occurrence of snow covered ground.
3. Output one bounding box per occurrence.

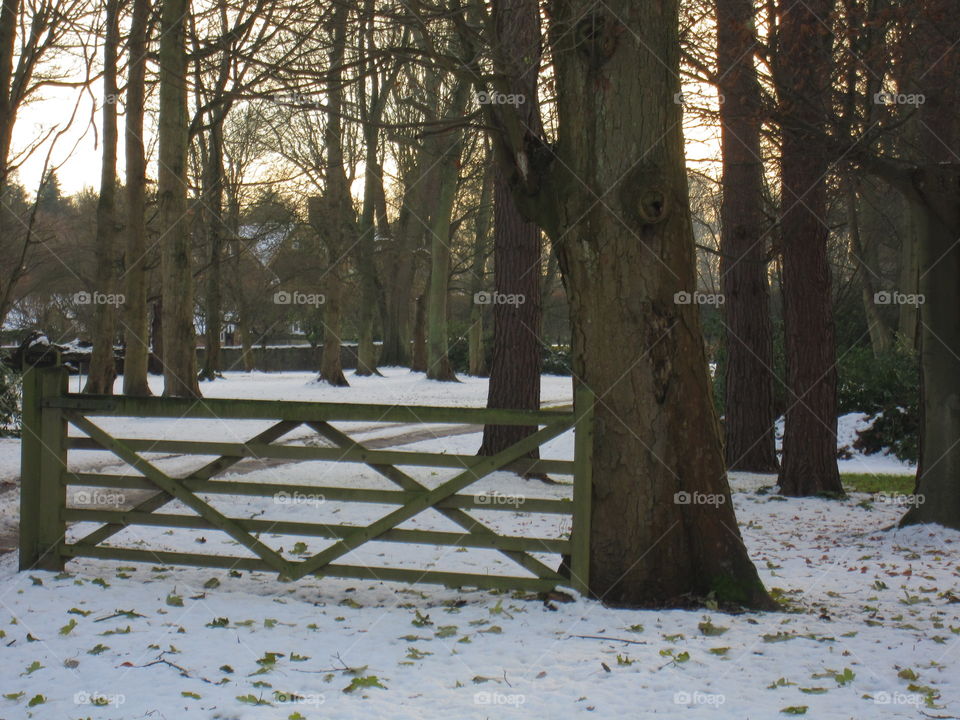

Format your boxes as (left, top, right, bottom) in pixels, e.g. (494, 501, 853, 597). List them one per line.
(0, 369, 951, 719)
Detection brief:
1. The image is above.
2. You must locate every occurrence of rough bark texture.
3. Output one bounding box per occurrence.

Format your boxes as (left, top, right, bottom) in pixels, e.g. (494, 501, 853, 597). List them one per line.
(479, 0, 543, 457)
(479, 171, 543, 454)
(716, 0, 778, 472)
(158, 0, 200, 398)
(774, 0, 841, 496)
(901, 0, 960, 530)
(121, 0, 152, 396)
(479, 0, 773, 607)
(84, 0, 121, 395)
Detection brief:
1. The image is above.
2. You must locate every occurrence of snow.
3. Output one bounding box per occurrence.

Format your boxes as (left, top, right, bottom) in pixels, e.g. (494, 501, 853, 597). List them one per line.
(0, 370, 950, 719)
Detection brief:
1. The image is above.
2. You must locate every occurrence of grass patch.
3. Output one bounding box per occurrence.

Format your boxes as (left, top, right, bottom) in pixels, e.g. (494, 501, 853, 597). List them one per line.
(841, 474, 914, 495)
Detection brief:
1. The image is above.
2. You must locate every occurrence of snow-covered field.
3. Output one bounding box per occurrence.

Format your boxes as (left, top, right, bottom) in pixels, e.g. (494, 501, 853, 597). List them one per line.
(0, 369, 951, 720)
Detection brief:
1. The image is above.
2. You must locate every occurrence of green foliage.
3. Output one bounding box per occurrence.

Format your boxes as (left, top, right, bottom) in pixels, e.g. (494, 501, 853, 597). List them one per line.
(0, 364, 21, 437)
(837, 342, 918, 462)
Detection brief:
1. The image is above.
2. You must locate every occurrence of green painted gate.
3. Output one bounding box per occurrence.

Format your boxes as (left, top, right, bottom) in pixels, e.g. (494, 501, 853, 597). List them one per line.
(18, 362, 594, 595)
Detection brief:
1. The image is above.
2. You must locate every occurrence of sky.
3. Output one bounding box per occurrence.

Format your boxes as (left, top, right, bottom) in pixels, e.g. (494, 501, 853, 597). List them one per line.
(11, 72, 723, 199)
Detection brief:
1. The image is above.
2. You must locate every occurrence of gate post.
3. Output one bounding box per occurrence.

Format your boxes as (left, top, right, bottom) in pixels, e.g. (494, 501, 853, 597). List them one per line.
(19, 363, 68, 571)
(570, 383, 594, 595)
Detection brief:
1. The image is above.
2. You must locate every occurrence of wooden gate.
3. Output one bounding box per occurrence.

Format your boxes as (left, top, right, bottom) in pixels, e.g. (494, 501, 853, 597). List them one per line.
(18, 363, 594, 595)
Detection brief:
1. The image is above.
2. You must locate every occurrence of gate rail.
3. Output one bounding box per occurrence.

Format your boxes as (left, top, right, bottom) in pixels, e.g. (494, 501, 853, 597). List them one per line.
(19, 362, 594, 595)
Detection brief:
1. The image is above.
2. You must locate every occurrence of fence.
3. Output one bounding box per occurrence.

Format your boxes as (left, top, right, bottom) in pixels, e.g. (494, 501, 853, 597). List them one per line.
(19, 362, 594, 595)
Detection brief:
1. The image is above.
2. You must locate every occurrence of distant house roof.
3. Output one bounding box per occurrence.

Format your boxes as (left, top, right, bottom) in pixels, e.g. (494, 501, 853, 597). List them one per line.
(238, 223, 295, 266)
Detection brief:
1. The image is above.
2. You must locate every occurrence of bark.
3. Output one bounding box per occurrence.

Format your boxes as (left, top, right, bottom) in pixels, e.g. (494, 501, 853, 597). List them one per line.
(901, 0, 960, 530)
(467, 165, 493, 377)
(121, 0, 152, 396)
(411, 291, 427, 372)
(158, 0, 200, 397)
(479, 0, 544, 456)
(716, 0, 778, 472)
(424, 80, 470, 382)
(902, 165, 960, 530)
(84, 0, 121, 395)
(774, 0, 842, 496)
(199, 114, 226, 382)
(313, 1, 352, 387)
(478, 0, 774, 607)
(847, 183, 892, 355)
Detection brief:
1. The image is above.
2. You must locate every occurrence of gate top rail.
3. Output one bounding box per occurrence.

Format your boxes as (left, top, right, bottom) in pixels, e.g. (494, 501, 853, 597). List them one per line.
(45, 393, 573, 425)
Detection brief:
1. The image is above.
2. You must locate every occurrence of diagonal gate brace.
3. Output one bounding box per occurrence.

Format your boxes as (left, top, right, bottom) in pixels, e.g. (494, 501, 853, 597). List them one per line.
(307, 421, 564, 581)
(288, 418, 574, 581)
(66, 413, 295, 578)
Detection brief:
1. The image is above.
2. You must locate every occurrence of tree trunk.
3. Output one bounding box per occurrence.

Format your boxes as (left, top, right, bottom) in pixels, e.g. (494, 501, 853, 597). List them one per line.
(199, 115, 226, 382)
(479, 0, 543, 456)
(84, 0, 121, 395)
(158, 0, 199, 398)
(901, 0, 960, 530)
(467, 166, 493, 377)
(774, 0, 841, 496)
(902, 165, 960, 530)
(121, 0, 152, 396)
(483, 0, 774, 607)
(847, 182, 892, 355)
(424, 81, 470, 382)
(479, 171, 543, 453)
(716, 0, 778, 472)
(411, 291, 427, 372)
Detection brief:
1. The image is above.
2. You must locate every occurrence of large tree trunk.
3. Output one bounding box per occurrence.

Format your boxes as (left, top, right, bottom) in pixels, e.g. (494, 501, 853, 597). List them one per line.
(479, 171, 543, 453)
(480, 0, 773, 607)
(901, 0, 960, 530)
(479, 0, 543, 456)
(158, 0, 200, 398)
(84, 0, 121, 395)
(774, 0, 841, 496)
(716, 0, 778, 472)
(121, 0, 152, 396)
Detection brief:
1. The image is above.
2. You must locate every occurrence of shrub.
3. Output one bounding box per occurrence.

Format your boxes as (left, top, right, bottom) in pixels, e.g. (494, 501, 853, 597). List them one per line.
(0, 363, 22, 437)
(838, 340, 919, 463)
